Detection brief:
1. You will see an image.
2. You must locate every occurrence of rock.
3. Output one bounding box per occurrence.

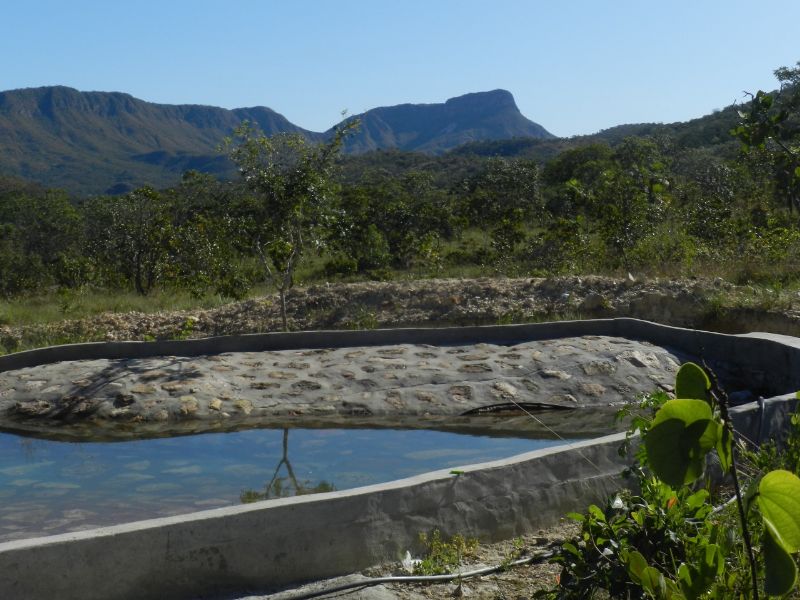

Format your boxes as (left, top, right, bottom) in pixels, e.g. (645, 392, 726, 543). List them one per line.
(233, 399, 253, 414)
(179, 396, 199, 415)
(114, 393, 135, 407)
(130, 384, 156, 394)
(208, 399, 222, 411)
(582, 361, 616, 376)
(578, 383, 606, 397)
(492, 381, 518, 399)
(538, 369, 571, 380)
(617, 350, 661, 370)
(14, 400, 51, 416)
(549, 394, 578, 404)
(268, 371, 296, 380)
(458, 363, 492, 374)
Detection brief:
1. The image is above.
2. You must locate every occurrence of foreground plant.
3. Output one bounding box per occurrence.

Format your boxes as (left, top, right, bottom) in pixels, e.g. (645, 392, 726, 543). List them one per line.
(541, 363, 800, 599)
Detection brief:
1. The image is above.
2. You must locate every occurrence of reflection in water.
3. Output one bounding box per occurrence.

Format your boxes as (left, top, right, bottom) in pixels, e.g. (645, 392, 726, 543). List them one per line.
(0, 427, 577, 541)
(240, 428, 335, 502)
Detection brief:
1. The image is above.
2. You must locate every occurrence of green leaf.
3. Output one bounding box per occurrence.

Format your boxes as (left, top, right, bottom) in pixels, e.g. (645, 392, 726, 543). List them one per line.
(623, 549, 649, 584)
(676, 545, 723, 599)
(641, 566, 667, 596)
(588, 504, 606, 522)
(685, 489, 710, 510)
(675, 362, 711, 402)
(758, 469, 800, 551)
(565, 512, 584, 522)
(764, 526, 798, 597)
(646, 400, 717, 487)
(715, 422, 732, 473)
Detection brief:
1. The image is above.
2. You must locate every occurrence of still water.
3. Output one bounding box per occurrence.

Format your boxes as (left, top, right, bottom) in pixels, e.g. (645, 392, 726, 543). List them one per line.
(0, 427, 575, 541)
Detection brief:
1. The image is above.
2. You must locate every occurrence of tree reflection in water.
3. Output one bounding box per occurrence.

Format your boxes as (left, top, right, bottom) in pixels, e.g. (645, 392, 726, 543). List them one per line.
(240, 428, 335, 503)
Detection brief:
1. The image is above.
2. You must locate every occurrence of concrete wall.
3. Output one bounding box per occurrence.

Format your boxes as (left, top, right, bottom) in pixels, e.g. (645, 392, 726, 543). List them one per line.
(3, 318, 800, 395)
(1, 319, 799, 599)
(0, 434, 629, 600)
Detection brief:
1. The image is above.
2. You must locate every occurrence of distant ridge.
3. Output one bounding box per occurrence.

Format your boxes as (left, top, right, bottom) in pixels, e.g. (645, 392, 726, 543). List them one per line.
(339, 89, 554, 154)
(0, 86, 552, 194)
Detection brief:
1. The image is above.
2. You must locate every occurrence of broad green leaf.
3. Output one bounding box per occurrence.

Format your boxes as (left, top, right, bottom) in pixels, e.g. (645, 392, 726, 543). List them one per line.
(685, 489, 710, 510)
(758, 470, 800, 551)
(677, 562, 692, 588)
(695, 544, 724, 594)
(764, 526, 798, 597)
(676, 545, 723, 599)
(646, 400, 717, 487)
(588, 504, 606, 522)
(715, 422, 732, 473)
(623, 549, 649, 583)
(565, 512, 584, 522)
(675, 362, 711, 402)
(641, 566, 667, 596)
(652, 398, 713, 427)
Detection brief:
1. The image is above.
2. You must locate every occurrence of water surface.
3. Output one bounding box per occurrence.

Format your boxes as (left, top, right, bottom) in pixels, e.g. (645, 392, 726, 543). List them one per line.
(0, 427, 576, 541)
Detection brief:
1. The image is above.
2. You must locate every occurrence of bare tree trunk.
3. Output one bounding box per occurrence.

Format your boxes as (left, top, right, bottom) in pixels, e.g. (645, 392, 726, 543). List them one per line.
(279, 287, 288, 332)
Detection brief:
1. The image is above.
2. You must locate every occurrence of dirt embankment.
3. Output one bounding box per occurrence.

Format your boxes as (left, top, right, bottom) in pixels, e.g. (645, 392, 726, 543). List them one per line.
(2, 276, 800, 349)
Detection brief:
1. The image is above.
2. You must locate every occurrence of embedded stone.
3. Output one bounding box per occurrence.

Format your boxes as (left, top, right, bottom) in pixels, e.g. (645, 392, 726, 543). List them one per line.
(548, 394, 578, 404)
(114, 394, 135, 407)
(377, 348, 405, 356)
(578, 383, 606, 397)
(130, 384, 156, 394)
(234, 399, 253, 414)
(582, 361, 616, 376)
(250, 381, 280, 390)
(539, 369, 571, 380)
(617, 350, 661, 369)
(449, 385, 473, 402)
(458, 363, 492, 374)
(457, 354, 490, 361)
(493, 381, 518, 398)
(416, 391, 436, 403)
(268, 371, 296, 380)
(285, 361, 310, 370)
(291, 380, 322, 392)
(179, 396, 199, 415)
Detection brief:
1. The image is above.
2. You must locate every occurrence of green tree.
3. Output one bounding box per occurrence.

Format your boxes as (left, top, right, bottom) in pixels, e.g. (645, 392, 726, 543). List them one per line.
(463, 158, 543, 265)
(165, 172, 253, 299)
(732, 61, 800, 213)
(85, 187, 174, 295)
(225, 121, 356, 330)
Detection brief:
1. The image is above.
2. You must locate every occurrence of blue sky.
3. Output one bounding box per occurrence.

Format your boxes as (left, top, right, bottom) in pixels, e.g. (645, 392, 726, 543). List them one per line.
(3, 0, 799, 137)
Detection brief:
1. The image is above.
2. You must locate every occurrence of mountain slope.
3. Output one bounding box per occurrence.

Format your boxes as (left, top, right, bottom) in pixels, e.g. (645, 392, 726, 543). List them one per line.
(0, 86, 322, 193)
(0, 86, 552, 194)
(341, 89, 554, 154)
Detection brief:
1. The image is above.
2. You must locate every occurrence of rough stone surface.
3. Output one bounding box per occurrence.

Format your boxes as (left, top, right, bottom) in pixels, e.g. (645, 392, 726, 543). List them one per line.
(0, 336, 692, 438)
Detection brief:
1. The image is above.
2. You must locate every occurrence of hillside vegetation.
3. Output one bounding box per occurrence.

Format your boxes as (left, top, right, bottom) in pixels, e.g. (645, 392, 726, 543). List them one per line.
(0, 62, 798, 342)
(0, 87, 550, 193)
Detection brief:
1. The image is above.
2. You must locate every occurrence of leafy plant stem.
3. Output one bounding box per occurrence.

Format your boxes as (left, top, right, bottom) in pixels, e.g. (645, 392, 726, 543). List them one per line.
(709, 365, 760, 600)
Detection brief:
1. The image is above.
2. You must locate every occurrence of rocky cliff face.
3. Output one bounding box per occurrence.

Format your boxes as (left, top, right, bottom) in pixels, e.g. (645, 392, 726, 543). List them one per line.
(341, 89, 553, 154)
(0, 86, 552, 193)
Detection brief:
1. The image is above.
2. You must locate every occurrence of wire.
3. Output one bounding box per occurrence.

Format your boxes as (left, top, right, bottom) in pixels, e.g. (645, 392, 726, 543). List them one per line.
(270, 549, 556, 599)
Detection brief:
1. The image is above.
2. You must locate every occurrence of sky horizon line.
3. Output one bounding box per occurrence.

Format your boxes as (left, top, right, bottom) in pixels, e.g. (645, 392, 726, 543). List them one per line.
(3, 1, 799, 138)
(0, 80, 756, 140)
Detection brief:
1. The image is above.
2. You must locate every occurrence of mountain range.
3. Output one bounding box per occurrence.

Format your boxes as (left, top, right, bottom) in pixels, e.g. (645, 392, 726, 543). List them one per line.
(0, 86, 553, 194)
